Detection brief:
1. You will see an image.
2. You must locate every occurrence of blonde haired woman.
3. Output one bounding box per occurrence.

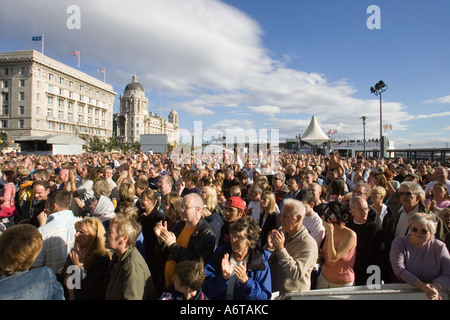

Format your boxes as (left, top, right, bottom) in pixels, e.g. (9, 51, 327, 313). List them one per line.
(115, 182, 137, 213)
(370, 186, 389, 224)
(259, 190, 281, 248)
(202, 186, 222, 215)
(64, 217, 111, 300)
(201, 185, 224, 247)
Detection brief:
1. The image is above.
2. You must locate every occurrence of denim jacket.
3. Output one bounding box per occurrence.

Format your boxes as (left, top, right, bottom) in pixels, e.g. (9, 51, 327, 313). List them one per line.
(0, 267, 64, 300)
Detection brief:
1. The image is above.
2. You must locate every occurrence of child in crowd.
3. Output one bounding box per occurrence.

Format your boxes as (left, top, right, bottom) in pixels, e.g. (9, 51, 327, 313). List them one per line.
(160, 260, 208, 300)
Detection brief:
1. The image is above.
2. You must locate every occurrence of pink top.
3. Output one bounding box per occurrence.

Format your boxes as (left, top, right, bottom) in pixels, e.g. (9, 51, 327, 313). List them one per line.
(0, 182, 15, 208)
(424, 198, 450, 209)
(322, 236, 356, 284)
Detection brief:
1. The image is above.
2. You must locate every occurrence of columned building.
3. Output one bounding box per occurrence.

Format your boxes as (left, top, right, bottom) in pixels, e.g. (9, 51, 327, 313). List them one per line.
(0, 50, 116, 142)
(113, 75, 179, 145)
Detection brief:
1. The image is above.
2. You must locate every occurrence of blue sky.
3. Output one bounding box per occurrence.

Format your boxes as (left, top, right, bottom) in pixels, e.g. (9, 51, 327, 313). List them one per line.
(1, 0, 449, 149)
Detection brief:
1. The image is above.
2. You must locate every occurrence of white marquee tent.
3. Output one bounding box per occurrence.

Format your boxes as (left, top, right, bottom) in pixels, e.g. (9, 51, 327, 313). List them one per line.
(301, 115, 330, 146)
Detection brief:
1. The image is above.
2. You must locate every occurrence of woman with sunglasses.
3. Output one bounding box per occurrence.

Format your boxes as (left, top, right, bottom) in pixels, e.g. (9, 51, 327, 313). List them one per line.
(390, 212, 450, 300)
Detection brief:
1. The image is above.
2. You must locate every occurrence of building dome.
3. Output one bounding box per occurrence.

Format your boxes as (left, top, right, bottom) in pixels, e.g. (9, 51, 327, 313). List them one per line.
(124, 74, 144, 92)
(169, 108, 178, 117)
(169, 108, 178, 124)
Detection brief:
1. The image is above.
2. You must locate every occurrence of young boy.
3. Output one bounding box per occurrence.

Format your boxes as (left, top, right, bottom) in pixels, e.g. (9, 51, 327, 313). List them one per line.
(160, 260, 208, 300)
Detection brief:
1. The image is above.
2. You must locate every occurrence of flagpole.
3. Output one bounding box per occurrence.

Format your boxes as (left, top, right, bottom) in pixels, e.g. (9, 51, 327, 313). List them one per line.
(42, 34, 44, 54)
(98, 68, 106, 82)
(78, 51, 80, 70)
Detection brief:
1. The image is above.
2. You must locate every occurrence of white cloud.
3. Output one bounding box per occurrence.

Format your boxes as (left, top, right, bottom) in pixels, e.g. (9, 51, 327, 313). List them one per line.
(408, 112, 450, 120)
(0, 0, 425, 145)
(423, 95, 450, 104)
(247, 105, 281, 116)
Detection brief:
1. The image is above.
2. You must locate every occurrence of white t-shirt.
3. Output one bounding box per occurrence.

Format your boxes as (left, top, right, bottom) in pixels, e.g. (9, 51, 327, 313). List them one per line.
(303, 211, 326, 247)
(247, 201, 262, 223)
(371, 203, 388, 224)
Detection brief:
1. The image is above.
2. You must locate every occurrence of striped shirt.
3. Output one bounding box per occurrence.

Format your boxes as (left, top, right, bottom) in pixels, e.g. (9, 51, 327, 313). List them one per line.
(33, 210, 81, 275)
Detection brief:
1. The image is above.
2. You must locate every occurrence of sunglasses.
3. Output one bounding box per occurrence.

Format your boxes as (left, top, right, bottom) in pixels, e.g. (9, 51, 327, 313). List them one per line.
(410, 227, 429, 235)
(399, 191, 414, 197)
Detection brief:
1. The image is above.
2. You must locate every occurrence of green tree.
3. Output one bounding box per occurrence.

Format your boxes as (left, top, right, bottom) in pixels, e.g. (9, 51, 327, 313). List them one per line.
(88, 136, 105, 153)
(105, 137, 120, 152)
(0, 132, 8, 149)
(131, 141, 141, 153)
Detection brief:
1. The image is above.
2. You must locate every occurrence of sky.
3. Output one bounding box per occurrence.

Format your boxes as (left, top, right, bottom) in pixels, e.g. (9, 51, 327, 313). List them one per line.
(1, 0, 449, 149)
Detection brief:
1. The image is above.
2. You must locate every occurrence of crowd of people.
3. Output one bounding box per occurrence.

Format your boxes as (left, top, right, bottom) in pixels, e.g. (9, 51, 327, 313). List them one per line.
(0, 149, 449, 300)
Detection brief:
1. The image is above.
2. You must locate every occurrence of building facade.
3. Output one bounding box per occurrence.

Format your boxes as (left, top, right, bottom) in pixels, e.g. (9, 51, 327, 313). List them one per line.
(0, 50, 116, 142)
(113, 75, 179, 145)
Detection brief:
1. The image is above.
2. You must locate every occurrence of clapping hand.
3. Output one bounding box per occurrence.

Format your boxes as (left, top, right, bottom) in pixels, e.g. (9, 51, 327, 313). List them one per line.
(160, 228, 176, 247)
(154, 220, 167, 238)
(234, 261, 249, 284)
(221, 253, 233, 280)
(267, 229, 285, 251)
(154, 221, 176, 246)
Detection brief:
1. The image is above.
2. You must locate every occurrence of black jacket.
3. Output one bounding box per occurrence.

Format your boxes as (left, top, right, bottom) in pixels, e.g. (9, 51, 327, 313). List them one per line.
(165, 217, 216, 264)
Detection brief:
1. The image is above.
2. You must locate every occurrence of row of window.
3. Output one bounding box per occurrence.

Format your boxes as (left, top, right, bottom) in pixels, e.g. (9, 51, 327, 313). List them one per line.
(1, 67, 27, 76)
(44, 96, 107, 117)
(40, 68, 112, 103)
(46, 83, 107, 107)
(0, 118, 106, 136)
(1, 79, 26, 88)
(0, 90, 25, 101)
(1, 104, 25, 116)
(46, 110, 106, 127)
(1, 74, 111, 108)
(0, 119, 25, 129)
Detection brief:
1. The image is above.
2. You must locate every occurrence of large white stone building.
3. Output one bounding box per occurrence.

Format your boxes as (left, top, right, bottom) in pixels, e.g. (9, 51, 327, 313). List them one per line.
(113, 75, 179, 145)
(0, 50, 116, 142)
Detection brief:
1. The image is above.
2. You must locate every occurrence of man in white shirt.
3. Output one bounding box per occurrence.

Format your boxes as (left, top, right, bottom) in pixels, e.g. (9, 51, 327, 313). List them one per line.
(33, 190, 81, 276)
(383, 181, 427, 247)
(295, 189, 325, 248)
(104, 165, 118, 204)
(242, 162, 255, 183)
(246, 185, 262, 223)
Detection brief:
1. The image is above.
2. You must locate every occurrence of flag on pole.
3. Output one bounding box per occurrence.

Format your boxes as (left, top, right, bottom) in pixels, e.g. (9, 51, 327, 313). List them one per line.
(71, 51, 80, 70)
(32, 34, 44, 54)
(97, 68, 106, 82)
